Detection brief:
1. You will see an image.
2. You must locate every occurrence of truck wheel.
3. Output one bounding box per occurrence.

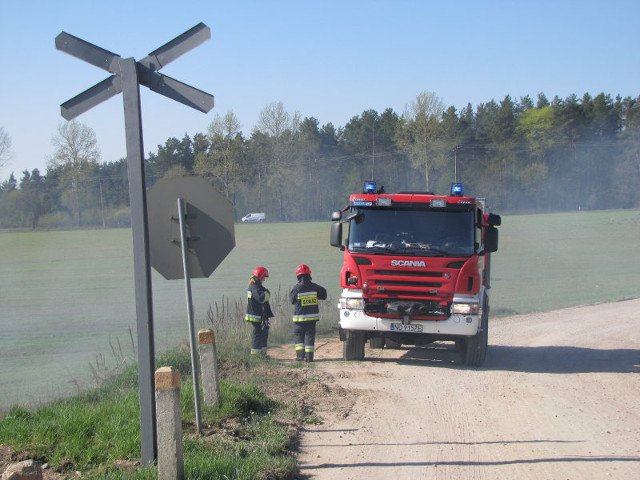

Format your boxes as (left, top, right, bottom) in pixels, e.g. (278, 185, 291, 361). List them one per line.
(458, 296, 489, 366)
(370, 337, 385, 349)
(385, 339, 402, 349)
(344, 330, 365, 360)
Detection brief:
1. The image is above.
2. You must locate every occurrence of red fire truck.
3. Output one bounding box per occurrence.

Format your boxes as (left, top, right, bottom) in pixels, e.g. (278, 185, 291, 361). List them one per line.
(330, 181, 501, 366)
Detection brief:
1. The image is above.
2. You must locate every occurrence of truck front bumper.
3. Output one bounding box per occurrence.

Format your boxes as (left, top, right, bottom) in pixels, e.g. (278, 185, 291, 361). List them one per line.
(338, 289, 485, 337)
(339, 308, 481, 336)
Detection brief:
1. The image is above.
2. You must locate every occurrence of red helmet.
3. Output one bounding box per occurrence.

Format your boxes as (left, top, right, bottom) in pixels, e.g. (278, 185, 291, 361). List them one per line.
(295, 264, 312, 276)
(252, 266, 269, 280)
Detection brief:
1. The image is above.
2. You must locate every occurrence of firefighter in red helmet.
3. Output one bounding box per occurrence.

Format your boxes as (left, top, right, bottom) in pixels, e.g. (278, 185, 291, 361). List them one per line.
(245, 266, 274, 356)
(289, 264, 327, 362)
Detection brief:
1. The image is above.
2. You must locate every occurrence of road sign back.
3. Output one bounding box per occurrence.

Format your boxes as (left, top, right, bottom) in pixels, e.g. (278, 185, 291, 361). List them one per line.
(148, 177, 235, 280)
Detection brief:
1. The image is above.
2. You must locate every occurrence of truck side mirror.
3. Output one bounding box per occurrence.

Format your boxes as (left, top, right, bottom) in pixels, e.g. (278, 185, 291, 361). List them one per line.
(488, 213, 501, 226)
(484, 226, 498, 253)
(330, 222, 344, 250)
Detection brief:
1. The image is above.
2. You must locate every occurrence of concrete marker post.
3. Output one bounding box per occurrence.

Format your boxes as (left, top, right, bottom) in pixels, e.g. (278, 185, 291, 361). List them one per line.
(198, 329, 221, 408)
(155, 367, 184, 480)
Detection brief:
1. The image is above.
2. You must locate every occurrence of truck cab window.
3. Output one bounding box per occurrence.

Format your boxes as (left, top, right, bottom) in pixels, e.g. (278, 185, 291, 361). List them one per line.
(348, 208, 474, 257)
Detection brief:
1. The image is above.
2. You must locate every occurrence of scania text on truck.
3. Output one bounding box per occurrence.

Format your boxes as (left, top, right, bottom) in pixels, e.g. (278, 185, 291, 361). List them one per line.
(330, 181, 501, 366)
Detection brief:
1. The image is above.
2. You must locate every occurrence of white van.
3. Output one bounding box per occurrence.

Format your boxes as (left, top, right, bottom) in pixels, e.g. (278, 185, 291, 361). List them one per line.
(241, 212, 266, 223)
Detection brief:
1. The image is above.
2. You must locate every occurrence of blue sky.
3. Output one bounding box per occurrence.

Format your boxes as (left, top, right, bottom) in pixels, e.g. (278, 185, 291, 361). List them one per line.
(1, 0, 638, 176)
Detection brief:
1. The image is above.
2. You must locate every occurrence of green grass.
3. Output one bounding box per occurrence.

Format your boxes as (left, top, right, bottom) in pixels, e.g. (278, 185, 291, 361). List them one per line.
(490, 209, 640, 315)
(0, 349, 297, 479)
(0, 222, 337, 406)
(1, 212, 639, 405)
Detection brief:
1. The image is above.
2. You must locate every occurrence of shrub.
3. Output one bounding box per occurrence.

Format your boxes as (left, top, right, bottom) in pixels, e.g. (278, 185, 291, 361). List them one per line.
(106, 207, 131, 228)
(37, 211, 73, 228)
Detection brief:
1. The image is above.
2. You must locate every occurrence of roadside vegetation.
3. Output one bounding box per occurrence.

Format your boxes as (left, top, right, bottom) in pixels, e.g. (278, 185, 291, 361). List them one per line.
(0, 346, 309, 479)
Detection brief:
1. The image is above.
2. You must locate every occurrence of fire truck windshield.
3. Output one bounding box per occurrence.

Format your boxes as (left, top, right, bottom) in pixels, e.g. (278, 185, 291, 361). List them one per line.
(348, 208, 475, 257)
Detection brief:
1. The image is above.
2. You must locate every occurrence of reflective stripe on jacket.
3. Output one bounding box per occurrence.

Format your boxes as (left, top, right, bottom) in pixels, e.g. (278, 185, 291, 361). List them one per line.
(246, 282, 273, 323)
(289, 278, 327, 322)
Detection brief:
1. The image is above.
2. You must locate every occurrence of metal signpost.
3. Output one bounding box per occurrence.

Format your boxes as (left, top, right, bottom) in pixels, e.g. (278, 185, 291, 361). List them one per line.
(176, 197, 202, 432)
(147, 176, 235, 435)
(56, 23, 214, 463)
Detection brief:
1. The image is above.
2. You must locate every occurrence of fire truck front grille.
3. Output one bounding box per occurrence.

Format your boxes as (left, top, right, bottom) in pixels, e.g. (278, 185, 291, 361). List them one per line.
(376, 290, 438, 298)
(375, 270, 443, 278)
(376, 280, 442, 288)
(368, 268, 451, 300)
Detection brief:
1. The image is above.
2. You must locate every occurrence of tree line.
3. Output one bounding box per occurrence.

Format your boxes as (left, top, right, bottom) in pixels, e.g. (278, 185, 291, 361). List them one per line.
(1, 91, 639, 229)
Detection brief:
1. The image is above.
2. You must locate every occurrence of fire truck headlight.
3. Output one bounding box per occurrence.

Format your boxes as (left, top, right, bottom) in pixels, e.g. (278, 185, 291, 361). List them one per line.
(451, 302, 479, 315)
(340, 297, 365, 310)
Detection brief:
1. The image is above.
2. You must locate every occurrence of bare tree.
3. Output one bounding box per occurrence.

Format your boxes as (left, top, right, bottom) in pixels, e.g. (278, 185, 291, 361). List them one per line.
(255, 101, 300, 138)
(51, 121, 101, 168)
(254, 102, 301, 219)
(396, 91, 445, 191)
(194, 111, 244, 200)
(0, 127, 12, 169)
(50, 121, 101, 226)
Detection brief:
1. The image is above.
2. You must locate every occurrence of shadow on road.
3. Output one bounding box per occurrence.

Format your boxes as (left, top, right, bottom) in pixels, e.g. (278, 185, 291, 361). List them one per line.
(369, 344, 640, 374)
(300, 437, 584, 448)
(297, 455, 640, 475)
(484, 345, 640, 373)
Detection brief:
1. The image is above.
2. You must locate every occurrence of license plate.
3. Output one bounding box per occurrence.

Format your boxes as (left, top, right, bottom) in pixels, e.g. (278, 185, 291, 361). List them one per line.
(390, 323, 423, 333)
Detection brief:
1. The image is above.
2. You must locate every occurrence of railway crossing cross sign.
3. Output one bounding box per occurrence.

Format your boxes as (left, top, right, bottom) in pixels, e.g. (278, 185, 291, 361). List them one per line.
(56, 23, 214, 464)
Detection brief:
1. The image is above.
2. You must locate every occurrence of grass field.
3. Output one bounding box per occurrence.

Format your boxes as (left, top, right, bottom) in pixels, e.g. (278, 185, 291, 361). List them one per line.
(1, 209, 639, 406)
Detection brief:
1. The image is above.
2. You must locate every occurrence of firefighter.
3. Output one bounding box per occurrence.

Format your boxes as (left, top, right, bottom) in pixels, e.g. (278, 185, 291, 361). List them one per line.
(245, 266, 274, 356)
(289, 264, 327, 362)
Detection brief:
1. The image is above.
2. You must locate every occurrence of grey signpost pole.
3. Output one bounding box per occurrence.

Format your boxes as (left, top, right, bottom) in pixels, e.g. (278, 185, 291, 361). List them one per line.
(176, 197, 203, 433)
(121, 57, 157, 462)
(55, 23, 214, 464)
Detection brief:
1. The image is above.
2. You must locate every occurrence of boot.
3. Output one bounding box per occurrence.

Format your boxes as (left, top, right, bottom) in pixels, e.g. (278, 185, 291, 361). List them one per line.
(304, 352, 314, 363)
(296, 351, 305, 361)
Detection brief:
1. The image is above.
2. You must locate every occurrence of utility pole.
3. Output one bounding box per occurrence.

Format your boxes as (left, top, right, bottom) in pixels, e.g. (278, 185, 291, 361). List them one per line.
(371, 120, 376, 180)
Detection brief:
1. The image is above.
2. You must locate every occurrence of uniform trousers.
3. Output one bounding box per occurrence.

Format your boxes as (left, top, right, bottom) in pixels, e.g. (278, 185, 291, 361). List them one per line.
(293, 321, 317, 359)
(251, 321, 269, 354)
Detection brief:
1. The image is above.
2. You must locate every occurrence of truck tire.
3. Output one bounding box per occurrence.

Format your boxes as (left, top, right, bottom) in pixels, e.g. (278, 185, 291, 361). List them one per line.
(385, 339, 402, 349)
(370, 337, 385, 349)
(458, 296, 489, 366)
(344, 330, 365, 360)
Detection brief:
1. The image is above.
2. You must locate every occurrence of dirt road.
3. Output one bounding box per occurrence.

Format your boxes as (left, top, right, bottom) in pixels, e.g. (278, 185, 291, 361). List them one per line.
(293, 300, 640, 479)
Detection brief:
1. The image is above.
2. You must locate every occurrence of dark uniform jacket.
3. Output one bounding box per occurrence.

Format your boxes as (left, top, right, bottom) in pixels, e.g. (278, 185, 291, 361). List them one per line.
(289, 277, 327, 322)
(245, 281, 274, 323)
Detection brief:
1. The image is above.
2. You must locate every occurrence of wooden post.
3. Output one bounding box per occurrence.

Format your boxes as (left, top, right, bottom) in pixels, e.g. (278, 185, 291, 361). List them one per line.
(155, 367, 184, 480)
(198, 329, 221, 407)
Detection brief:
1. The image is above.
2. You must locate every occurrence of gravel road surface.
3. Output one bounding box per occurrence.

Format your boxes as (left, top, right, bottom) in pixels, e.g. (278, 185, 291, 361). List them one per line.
(295, 300, 640, 480)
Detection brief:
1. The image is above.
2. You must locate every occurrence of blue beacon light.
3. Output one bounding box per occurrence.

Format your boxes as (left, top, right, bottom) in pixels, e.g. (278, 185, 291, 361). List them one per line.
(451, 183, 464, 196)
(364, 181, 377, 193)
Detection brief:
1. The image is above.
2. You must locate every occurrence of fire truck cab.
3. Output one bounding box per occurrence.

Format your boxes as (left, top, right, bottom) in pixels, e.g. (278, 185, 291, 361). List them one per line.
(330, 181, 500, 366)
